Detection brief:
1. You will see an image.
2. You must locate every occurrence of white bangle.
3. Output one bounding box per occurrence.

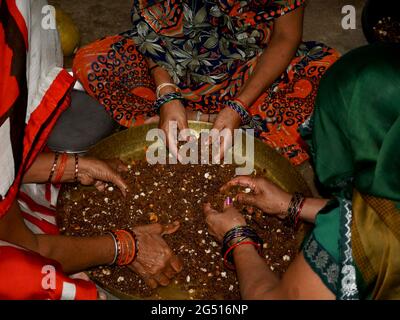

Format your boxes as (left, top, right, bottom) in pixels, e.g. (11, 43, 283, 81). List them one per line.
(107, 232, 118, 266)
(156, 83, 179, 99)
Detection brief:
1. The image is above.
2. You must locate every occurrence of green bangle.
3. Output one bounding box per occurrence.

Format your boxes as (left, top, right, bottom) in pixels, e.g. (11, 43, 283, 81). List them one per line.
(154, 92, 184, 113)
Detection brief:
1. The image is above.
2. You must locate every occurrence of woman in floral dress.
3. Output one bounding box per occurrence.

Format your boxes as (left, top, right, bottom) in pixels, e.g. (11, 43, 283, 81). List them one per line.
(73, 0, 339, 165)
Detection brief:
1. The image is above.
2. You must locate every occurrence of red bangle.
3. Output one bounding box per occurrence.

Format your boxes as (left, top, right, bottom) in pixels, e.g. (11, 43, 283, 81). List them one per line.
(53, 153, 68, 184)
(223, 241, 261, 271)
(295, 197, 306, 227)
(234, 98, 250, 111)
(114, 230, 137, 266)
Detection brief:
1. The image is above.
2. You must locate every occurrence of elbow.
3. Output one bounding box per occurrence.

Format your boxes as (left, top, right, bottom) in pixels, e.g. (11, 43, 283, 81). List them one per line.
(271, 27, 303, 51)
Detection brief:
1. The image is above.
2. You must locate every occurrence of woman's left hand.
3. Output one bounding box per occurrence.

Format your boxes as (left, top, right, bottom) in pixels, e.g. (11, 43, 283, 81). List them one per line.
(78, 157, 130, 196)
(211, 107, 242, 161)
(203, 203, 247, 243)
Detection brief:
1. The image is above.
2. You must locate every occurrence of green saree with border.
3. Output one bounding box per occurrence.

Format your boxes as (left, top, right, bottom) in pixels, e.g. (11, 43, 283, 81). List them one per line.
(300, 43, 400, 300)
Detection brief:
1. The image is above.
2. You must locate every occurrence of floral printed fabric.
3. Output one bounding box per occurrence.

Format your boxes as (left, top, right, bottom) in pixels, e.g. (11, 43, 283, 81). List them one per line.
(127, 0, 306, 87)
(73, 0, 340, 165)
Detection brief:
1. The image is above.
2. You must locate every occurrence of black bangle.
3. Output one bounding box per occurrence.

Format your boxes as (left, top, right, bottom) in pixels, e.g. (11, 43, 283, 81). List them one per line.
(149, 64, 160, 74)
(286, 192, 305, 227)
(154, 92, 184, 113)
(221, 226, 263, 269)
(225, 100, 252, 126)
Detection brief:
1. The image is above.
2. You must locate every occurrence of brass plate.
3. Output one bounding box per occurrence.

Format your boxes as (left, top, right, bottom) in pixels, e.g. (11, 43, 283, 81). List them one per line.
(58, 121, 312, 300)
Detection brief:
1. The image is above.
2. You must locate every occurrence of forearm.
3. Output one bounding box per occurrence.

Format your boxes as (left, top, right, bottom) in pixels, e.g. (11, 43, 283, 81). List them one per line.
(237, 33, 300, 106)
(147, 58, 177, 95)
(233, 244, 280, 300)
(22, 152, 77, 184)
(36, 234, 115, 274)
(0, 201, 115, 274)
(299, 198, 330, 223)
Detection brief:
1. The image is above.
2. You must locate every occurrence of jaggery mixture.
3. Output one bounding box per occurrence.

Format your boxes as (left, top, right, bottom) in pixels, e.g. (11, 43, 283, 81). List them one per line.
(57, 160, 300, 300)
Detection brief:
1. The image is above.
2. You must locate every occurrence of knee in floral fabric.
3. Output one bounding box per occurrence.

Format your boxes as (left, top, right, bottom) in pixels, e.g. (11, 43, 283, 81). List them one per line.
(73, 35, 157, 127)
(0, 242, 97, 300)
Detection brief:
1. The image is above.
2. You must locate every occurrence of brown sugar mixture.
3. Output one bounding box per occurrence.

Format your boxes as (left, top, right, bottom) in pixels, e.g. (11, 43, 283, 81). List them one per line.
(57, 160, 300, 299)
(373, 17, 400, 43)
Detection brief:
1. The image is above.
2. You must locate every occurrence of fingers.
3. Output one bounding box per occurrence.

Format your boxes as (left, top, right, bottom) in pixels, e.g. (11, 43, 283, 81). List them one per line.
(223, 197, 233, 210)
(108, 172, 130, 197)
(165, 125, 179, 162)
(108, 159, 129, 173)
(203, 203, 220, 218)
(210, 121, 225, 162)
(220, 176, 255, 193)
(160, 221, 180, 236)
(94, 181, 106, 192)
(169, 255, 184, 273)
(145, 277, 159, 289)
(154, 273, 170, 287)
(163, 264, 177, 279)
(144, 115, 160, 124)
(133, 221, 180, 236)
(236, 193, 258, 207)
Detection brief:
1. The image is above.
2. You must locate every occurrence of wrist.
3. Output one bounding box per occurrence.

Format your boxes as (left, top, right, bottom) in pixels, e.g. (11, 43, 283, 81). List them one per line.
(279, 193, 293, 216)
(158, 86, 179, 97)
(222, 226, 263, 270)
(285, 192, 306, 227)
(76, 157, 90, 180)
(225, 100, 251, 126)
(234, 96, 250, 111)
(155, 92, 184, 114)
(232, 241, 258, 257)
(108, 229, 138, 266)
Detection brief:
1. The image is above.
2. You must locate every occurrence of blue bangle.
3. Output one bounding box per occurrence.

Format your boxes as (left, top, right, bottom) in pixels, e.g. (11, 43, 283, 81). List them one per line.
(154, 92, 184, 113)
(225, 100, 252, 126)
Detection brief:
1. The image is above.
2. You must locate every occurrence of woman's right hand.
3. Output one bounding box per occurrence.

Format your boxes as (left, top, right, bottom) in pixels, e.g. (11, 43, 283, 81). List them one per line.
(129, 222, 183, 289)
(159, 100, 189, 161)
(220, 176, 292, 218)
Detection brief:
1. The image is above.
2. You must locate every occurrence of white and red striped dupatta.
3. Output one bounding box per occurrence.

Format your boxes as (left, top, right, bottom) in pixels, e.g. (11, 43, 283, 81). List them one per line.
(0, 0, 97, 300)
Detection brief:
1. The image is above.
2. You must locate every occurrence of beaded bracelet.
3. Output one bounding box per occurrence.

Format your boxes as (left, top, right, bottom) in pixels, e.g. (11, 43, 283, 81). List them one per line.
(154, 92, 184, 113)
(225, 100, 252, 126)
(48, 152, 60, 183)
(74, 154, 79, 183)
(286, 192, 306, 228)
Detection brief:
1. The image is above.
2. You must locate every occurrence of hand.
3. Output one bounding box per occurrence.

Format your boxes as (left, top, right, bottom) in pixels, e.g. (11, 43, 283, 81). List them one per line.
(221, 176, 292, 218)
(211, 107, 241, 161)
(78, 157, 129, 196)
(203, 203, 247, 243)
(129, 222, 183, 289)
(159, 100, 189, 161)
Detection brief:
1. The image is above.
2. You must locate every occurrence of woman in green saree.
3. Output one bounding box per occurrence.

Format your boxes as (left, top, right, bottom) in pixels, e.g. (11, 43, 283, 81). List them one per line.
(203, 43, 400, 299)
